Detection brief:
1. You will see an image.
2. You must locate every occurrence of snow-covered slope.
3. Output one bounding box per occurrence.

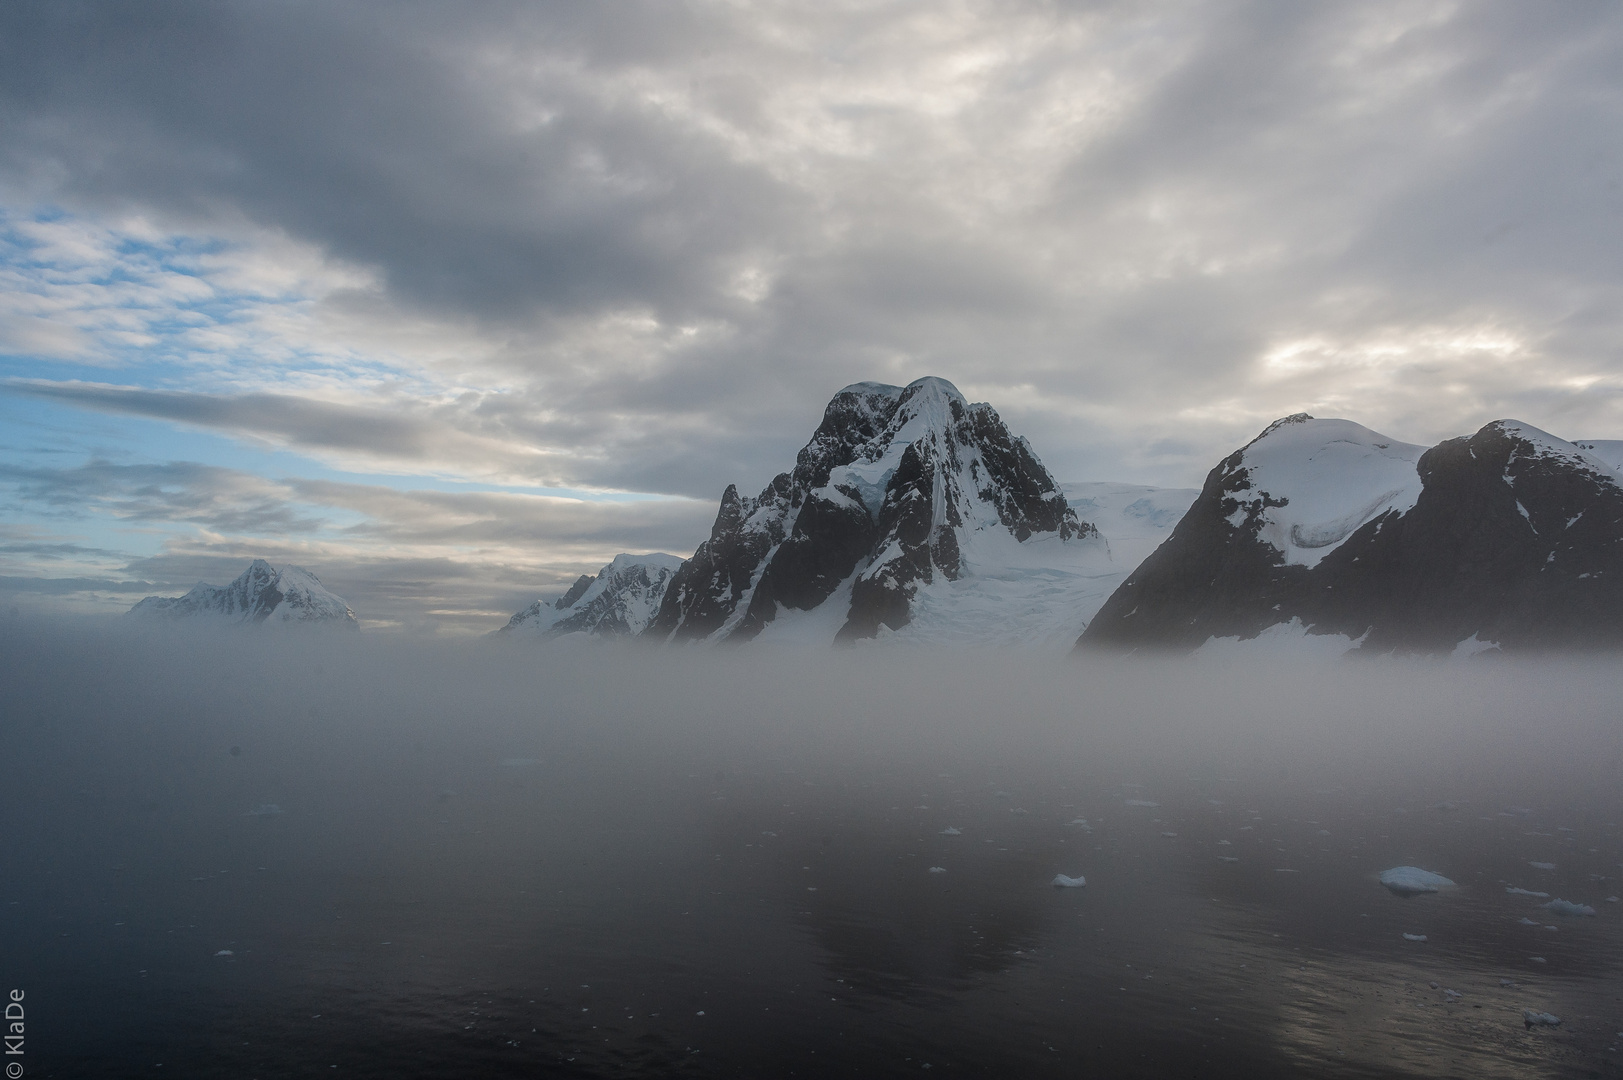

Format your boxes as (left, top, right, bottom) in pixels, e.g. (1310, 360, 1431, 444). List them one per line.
(1062, 481, 1198, 572)
(1214, 415, 1425, 568)
(647, 377, 1104, 646)
(1573, 440, 1623, 473)
(127, 559, 358, 627)
(1080, 416, 1623, 655)
(499, 553, 683, 639)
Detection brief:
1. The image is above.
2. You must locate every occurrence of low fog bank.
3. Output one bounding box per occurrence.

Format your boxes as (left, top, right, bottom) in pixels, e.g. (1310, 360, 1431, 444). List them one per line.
(3, 618, 1620, 794)
(5, 619, 1622, 1075)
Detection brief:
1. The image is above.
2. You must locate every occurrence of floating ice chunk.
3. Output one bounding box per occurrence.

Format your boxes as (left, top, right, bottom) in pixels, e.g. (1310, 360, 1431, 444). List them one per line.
(1529, 956, 1547, 963)
(1217, 839, 1232, 846)
(1051, 874, 1087, 888)
(1529, 861, 1556, 870)
(1217, 856, 1240, 863)
(214, 949, 234, 957)
(1444, 989, 1462, 1001)
(245, 804, 283, 816)
(1608, 896, 1620, 903)
(1402, 933, 1427, 942)
(940, 827, 961, 835)
(1125, 800, 1159, 808)
(1519, 918, 1539, 926)
(928, 866, 947, 874)
(1160, 831, 1178, 837)
(1506, 887, 1550, 898)
(1542, 899, 1596, 917)
(1380, 866, 1455, 896)
(1523, 1010, 1561, 1028)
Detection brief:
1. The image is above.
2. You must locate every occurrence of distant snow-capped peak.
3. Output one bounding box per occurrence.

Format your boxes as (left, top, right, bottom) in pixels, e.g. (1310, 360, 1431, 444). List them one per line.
(499, 553, 684, 639)
(128, 559, 358, 627)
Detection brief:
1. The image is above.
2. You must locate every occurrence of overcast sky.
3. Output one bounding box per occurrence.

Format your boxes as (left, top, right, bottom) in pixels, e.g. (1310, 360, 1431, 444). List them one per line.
(2, 0, 1621, 630)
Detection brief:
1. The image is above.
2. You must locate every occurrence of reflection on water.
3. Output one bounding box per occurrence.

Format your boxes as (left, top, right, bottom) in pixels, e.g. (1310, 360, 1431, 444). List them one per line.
(2, 625, 1621, 1077)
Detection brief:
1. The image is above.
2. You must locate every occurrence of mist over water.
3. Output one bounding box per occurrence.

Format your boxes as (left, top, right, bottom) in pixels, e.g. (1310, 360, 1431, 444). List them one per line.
(3, 623, 1622, 1077)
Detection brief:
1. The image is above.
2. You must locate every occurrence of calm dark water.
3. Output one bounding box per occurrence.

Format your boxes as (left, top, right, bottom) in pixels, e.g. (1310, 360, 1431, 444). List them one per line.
(3, 627, 1623, 1078)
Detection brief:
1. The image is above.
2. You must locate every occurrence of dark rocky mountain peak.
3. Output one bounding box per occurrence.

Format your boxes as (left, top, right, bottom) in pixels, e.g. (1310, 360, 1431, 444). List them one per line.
(1078, 415, 1623, 655)
(648, 376, 1096, 644)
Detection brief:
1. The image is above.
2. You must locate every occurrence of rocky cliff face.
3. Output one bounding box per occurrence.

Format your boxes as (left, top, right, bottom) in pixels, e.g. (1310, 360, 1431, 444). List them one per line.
(127, 559, 359, 627)
(647, 377, 1096, 644)
(1078, 416, 1623, 654)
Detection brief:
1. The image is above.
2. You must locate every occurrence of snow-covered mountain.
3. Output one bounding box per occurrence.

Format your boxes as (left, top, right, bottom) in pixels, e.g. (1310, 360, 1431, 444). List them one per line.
(498, 553, 683, 639)
(127, 559, 358, 627)
(1079, 415, 1623, 655)
(645, 377, 1120, 647)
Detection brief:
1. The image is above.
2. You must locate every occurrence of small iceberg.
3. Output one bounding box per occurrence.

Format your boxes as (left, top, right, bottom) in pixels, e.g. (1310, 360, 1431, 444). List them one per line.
(1608, 896, 1620, 903)
(1402, 933, 1427, 942)
(1380, 866, 1455, 896)
(1506, 887, 1549, 898)
(939, 827, 961, 835)
(1523, 1010, 1561, 1028)
(928, 866, 947, 874)
(1542, 899, 1596, 917)
(1051, 874, 1087, 888)
(1529, 861, 1556, 871)
(214, 949, 234, 957)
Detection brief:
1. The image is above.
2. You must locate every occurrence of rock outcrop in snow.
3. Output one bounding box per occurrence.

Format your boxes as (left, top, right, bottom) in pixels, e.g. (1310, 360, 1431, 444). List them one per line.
(127, 559, 358, 628)
(499, 553, 683, 639)
(645, 377, 1102, 645)
(1079, 416, 1623, 654)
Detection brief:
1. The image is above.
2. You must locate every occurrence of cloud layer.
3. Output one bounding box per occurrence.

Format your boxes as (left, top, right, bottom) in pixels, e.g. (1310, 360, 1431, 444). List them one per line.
(2, 1, 1622, 626)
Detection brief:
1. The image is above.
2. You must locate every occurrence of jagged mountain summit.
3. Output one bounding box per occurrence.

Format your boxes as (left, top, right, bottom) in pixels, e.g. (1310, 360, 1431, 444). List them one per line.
(498, 553, 683, 639)
(645, 377, 1109, 646)
(1078, 415, 1623, 655)
(127, 559, 358, 628)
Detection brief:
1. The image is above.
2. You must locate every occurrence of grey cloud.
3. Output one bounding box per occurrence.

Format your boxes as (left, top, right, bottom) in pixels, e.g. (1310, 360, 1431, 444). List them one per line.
(0, 1, 795, 323)
(7, 382, 433, 459)
(0, 457, 327, 535)
(3, 1, 1623, 505)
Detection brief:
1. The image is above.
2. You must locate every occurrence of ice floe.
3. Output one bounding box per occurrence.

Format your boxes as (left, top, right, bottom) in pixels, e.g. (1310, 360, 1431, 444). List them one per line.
(1380, 866, 1455, 896)
(928, 866, 947, 874)
(1529, 861, 1556, 870)
(1401, 933, 1427, 942)
(940, 827, 961, 835)
(1542, 899, 1596, 917)
(1506, 887, 1549, 898)
(1523, 1010, 1561, 1028)
(1051, 874, 1087, 888)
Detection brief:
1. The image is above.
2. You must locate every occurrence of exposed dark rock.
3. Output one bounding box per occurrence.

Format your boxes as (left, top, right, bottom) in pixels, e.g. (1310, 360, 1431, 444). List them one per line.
(556, 574, 596, 610)
(1079, 417, 1623, 655)
(647, 377, 1096, 643)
